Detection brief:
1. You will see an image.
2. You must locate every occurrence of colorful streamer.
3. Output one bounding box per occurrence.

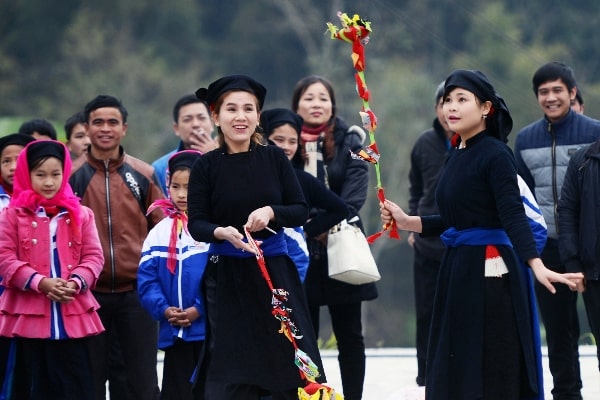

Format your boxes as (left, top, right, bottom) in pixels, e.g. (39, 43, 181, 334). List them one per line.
(244, 228, 342, 399)
(326, 12, 399, 242)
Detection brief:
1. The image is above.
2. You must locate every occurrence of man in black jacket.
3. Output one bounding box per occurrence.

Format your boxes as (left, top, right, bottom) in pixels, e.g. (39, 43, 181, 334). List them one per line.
(558, 138, 600, 376)
(407, 81, 453, 386)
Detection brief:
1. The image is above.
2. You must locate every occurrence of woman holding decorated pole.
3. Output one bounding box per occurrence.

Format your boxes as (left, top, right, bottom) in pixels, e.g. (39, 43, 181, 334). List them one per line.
(380, 69, 583, 400)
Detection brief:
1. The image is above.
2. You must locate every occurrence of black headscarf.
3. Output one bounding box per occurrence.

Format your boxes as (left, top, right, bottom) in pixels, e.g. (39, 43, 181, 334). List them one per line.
(260, 108, 304, 167)
(444, 69, 513, 143)
(260, 108, 303, 138)
(26, 140, 66, 170)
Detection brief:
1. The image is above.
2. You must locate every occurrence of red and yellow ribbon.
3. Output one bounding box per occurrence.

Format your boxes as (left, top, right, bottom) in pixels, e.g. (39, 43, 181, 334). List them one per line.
(244, 228, 342, 398)
(326, 12, 399, 243)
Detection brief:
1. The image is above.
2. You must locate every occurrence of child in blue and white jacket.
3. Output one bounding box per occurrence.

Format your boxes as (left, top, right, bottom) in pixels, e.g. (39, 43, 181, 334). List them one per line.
(137, 150, 207, 400)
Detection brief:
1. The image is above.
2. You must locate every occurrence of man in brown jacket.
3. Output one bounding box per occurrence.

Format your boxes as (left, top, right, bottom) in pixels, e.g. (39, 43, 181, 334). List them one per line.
(70, 95, 164, 400)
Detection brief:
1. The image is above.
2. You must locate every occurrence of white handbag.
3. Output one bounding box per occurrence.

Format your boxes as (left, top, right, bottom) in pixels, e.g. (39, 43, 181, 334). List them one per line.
(327, 218, 381, 285)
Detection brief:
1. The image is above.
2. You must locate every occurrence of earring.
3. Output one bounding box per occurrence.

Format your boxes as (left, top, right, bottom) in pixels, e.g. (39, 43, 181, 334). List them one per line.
(482, 114, 487, 119)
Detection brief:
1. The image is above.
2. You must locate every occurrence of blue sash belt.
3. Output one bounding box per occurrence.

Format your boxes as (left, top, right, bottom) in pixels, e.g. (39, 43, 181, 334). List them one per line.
(440, 227, 513, 248)
(209, 230, 287, 258)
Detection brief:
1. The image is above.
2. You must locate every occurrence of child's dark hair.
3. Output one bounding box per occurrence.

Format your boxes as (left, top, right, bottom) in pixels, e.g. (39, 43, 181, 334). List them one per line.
(168, 165, 191, 180)
(18, 118, 58, 140)
(167, 150, 201, 186)
(64, 111, 87, 141)
(28, 156, 62, 172)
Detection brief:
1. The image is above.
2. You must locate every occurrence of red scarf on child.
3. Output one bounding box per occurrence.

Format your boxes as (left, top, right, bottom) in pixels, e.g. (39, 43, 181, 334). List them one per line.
(146, 199, 188, 274)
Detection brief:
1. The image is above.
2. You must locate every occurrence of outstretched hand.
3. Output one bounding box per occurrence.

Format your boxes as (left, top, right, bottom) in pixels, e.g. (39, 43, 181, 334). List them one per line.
(529, 259, 585, 294)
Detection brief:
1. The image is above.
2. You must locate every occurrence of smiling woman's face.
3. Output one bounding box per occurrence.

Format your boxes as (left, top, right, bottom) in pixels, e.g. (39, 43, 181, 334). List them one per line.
(213, 91, 260, 152)
(295, 82, 333, 127)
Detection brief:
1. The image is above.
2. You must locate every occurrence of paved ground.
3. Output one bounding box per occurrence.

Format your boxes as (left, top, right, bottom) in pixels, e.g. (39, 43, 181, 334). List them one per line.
(153, 346, 598, 399)
(319, 346, 599, 399)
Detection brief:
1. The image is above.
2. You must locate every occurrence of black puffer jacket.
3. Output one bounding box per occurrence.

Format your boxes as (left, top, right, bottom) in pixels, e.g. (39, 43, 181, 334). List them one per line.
(408, 118, 449, 261)
(558, 139, 600, 280)
(304, 117, 378, 306)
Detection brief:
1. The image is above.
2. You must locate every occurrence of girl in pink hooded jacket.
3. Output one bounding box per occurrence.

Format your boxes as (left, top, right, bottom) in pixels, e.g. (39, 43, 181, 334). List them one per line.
(0, 140, 104, 399)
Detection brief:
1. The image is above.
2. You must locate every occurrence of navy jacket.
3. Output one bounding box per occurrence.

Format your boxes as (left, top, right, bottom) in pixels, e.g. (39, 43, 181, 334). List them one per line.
(514, 110, 600, 241)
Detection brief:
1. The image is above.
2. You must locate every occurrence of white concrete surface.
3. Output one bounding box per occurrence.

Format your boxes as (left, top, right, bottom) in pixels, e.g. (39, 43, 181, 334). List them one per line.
(318, 346, 599, 400)
(153, 346, 598, 399)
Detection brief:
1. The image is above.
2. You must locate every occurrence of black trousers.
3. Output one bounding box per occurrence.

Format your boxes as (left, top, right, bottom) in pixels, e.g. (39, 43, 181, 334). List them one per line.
(0, 337, 12, 395)
(161, 339, 203, 400)
(16, 337, 94, 400)
(309, 302, 365, 400)
(88, 291, 160, 400)
(107, 320, 134, 400)
(536, 241, 582, 400)
(581, 279, 600, 371)
(412, 250, 441, 386)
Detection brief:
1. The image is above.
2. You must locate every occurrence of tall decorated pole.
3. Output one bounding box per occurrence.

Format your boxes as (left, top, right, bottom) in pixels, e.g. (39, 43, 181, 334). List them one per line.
(326, 12, 399, 242)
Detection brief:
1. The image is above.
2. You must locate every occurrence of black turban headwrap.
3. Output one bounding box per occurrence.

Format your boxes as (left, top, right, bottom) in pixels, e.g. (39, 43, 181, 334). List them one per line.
(195, 75, 267, 111)
(444, 69, 513, 143)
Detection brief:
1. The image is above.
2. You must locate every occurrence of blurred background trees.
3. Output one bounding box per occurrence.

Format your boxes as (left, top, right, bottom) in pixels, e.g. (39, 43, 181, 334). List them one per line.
(1, 0, 596, 346)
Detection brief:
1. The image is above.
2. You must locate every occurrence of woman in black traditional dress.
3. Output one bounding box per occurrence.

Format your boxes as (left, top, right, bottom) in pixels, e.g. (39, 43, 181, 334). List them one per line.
(380, 69, 583, 400)
(187, 75, 324, 400)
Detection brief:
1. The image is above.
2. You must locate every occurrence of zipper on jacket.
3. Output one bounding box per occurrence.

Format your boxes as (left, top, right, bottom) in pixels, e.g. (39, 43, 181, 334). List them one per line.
(104, 160, 116, 292)
(177, 241, 184, 339)
(549, 122, 559, 234)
